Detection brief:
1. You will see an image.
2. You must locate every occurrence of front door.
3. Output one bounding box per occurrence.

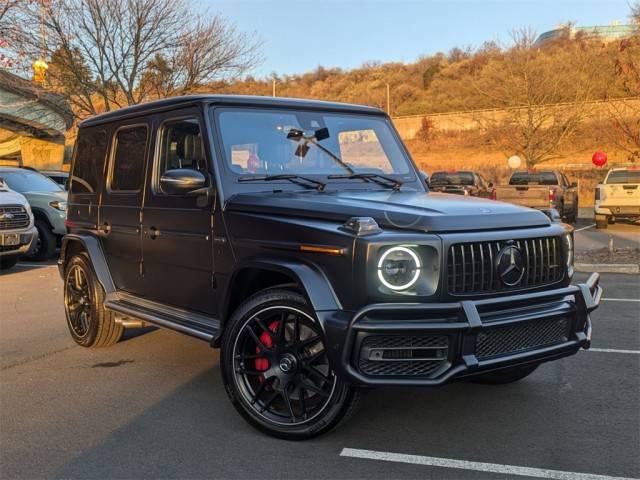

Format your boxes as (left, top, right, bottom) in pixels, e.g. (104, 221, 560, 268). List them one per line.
(140, 111, 215, 314)
(99, 123, 149, 295)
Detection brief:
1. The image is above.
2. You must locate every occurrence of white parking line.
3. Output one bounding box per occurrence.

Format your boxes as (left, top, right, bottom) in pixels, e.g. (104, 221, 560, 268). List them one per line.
(589, 348, 640, 355)
(602, 298, 640, 303)
(340, 448, 638, 480)
(574, 223, 596, 232)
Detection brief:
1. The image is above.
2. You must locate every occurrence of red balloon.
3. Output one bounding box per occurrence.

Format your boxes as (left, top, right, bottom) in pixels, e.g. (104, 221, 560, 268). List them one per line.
(592, 151, 607, 167)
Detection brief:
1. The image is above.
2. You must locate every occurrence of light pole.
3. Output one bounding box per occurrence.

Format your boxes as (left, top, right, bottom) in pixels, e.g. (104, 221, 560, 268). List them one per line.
(386, 83, 390, 115)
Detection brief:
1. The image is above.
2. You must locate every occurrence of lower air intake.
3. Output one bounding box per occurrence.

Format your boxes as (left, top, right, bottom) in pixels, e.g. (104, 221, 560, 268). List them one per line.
(358, 335, 449, 377)
(475, 317, 571, 359)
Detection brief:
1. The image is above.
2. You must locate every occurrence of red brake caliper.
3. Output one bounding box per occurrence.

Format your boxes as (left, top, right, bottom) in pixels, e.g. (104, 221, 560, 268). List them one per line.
(255, 321, 279, 373)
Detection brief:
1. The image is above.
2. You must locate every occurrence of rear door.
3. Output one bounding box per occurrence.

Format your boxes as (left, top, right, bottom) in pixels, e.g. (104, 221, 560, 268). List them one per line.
(603, 169, 640, 207)
(99, 122, 150, 295)
(495, 185, 549, 207)
(139, 110, 215, 314)
(68, 126, 108, 231)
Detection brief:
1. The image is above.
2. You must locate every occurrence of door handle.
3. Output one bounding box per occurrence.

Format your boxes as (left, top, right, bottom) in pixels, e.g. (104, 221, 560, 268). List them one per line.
(100, 222, 111, 235)
(149, 226, 160, 239)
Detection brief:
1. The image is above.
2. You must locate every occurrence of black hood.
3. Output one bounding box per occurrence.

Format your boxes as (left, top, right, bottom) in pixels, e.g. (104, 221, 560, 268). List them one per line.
(226, 189, 550, 233)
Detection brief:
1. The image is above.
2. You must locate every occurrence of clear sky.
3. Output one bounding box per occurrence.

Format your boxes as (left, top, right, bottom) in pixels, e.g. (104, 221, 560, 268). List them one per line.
(201, 0, 633, 78)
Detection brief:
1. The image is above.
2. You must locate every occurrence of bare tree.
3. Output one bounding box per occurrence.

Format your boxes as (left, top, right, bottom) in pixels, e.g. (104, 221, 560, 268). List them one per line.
(471, 29, 601, 167)
(8, 0, 262, 117)
(602, 2, 640, 162)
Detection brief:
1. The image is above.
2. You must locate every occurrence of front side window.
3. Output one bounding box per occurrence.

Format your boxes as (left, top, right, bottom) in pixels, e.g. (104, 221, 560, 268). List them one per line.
(110, 126, 148, 192)
(156, 118, 207, 193)
(71, 128, 107, 194)
(216, 108, 411, 178)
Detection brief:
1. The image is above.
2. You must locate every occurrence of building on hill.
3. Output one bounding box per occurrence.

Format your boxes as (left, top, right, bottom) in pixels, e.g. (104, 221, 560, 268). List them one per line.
(0, 69, 74, 171)
(534, 22, 636, 46)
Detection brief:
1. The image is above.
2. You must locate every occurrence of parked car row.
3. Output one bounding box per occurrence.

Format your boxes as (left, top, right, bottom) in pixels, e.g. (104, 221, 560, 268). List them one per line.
(421, 169, 579, 222)
(0, 166, 68, 270)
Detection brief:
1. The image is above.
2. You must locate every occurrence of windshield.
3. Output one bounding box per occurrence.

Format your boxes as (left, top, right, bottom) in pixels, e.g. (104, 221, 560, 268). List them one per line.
(509, 172, 558, 186)
(431, 172, 474, 186)
(0, 170, 63, 193)
(606, 170, 640, 184)
(216, 108, 413, 180)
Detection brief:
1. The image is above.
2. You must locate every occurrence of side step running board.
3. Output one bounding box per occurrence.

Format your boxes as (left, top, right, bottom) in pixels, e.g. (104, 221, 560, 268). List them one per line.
(104, 293, 220, 343)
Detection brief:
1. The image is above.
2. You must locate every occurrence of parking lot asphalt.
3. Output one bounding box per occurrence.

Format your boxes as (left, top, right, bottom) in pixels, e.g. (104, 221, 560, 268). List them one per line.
(573, 220, 639, 253)
(1, 263, 639, 479)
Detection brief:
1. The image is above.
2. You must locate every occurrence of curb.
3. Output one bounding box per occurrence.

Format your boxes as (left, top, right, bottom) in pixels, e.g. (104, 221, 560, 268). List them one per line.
(575, 263, 640, 274)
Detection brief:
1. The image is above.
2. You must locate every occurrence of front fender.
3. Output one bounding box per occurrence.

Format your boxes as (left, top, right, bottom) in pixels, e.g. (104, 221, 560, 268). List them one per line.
(58, 234, 115, 293)
(223, 257, 342, 319)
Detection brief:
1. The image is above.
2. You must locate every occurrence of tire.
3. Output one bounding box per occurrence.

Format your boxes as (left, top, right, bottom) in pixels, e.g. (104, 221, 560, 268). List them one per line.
(0, 256, 19, 270)
(63, 253, 123, 347)
(608, 216, 616, 225)
(472, 364, 539, 385)
(595, 216, 608, 229)
(26, 219, 56, 261)
(220, 289, 359, 440)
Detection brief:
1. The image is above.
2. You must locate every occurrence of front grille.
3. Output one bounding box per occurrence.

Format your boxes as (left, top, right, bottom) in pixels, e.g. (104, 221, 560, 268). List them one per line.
(475, 317, 571, 359)
(358, 335, 449, 377)
(447, 236, 563, 295)
(0, 205, 30, 231)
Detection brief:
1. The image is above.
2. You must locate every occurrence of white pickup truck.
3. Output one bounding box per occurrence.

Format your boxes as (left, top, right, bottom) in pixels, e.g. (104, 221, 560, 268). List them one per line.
(594, 167, 640, 229)
(0, 177, 38, 270)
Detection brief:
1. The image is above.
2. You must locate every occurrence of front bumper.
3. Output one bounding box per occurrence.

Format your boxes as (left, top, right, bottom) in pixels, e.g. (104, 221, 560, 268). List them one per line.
(323, 273, 601, 386)
(0, 226, 38, 257)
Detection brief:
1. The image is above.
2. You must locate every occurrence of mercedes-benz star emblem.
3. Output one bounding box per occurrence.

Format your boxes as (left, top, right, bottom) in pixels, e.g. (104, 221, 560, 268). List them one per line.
(496, 244, 525, 286)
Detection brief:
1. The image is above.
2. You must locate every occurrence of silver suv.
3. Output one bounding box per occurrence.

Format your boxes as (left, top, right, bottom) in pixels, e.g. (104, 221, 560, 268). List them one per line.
(0, 177, 37, 270)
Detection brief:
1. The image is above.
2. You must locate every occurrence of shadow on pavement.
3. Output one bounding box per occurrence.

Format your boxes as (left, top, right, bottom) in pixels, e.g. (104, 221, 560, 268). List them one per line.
(53, 354, 639, 479)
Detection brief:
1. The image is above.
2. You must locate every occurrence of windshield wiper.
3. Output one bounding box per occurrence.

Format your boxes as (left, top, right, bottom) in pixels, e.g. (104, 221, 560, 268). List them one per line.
(238, 174, 326, 191)
(327, 173, 403, 190)
(286, 128, 354, 174)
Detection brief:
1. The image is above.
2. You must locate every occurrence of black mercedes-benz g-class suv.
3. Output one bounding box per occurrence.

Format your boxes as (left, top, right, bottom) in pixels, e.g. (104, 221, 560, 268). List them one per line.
(60, 95, 601, 439)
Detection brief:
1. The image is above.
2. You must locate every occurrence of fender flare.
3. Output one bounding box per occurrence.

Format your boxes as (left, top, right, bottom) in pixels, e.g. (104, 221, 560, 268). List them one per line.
(59, 234, 115, 294)
(222, 256, 342, 320)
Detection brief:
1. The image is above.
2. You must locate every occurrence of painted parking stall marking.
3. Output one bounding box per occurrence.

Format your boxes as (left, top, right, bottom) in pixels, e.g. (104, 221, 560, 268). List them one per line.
(601, 298, 640, 303)
(340, 448, 639, 480)
(589, 348, 640, 355)
(574, 223, 596, 232)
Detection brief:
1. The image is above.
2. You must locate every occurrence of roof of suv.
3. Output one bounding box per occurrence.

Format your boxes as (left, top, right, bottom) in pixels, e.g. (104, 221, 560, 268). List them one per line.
(79, 95, 386, 128)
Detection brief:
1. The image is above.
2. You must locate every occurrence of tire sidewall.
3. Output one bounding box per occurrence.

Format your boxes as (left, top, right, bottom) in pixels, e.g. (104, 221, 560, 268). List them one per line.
(220, 289, 355, 440)
(28, 219, 55, 261)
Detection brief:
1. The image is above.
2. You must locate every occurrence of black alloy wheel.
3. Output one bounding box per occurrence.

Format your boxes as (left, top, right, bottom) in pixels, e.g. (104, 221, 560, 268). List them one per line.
(221, 289, 358, 439)
(65, 263, 93, 339)
(63, 253, 123, 347)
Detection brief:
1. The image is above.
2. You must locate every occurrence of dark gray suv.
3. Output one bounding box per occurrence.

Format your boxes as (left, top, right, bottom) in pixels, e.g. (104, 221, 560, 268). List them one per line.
(60, 95, 601, 439)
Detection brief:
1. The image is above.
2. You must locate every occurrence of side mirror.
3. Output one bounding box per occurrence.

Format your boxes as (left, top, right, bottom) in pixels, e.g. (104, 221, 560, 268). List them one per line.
(488, 182, 494, 188)
(570, 182, 578, 188)
(160, 168, 206, 195)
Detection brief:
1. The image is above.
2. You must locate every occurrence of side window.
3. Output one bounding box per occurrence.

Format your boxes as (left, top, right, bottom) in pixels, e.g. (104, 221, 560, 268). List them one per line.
(71, 128, 107, 194)
(156, 118, 206, 194)
(110, 125, 148, 192)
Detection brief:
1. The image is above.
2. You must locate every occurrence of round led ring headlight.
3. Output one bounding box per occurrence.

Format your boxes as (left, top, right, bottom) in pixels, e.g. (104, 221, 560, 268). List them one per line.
(377, 246, 421, 291)
(564, 233, 574, 267)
